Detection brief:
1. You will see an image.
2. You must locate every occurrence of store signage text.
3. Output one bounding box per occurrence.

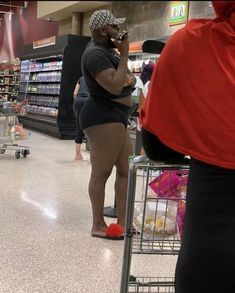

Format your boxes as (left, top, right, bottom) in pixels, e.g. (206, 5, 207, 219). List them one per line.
(33, 36, 56, 49)
(129, 41, 143, 53)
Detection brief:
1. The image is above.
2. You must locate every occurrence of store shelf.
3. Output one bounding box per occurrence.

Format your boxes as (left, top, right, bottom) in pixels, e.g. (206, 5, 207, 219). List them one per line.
(23, 113, 57, 121)
(20, 81, 61, 83)
(0, 61, 20, 101)
(21, 69, 62, 73)
(0, 83, 19, 86)
(0, 74, 19, 77)
(23, 114, 55, 125)
(19, 92, 59, 96)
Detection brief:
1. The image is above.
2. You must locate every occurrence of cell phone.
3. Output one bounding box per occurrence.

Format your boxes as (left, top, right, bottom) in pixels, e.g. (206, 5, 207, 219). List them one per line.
(117, 31, 128, 42)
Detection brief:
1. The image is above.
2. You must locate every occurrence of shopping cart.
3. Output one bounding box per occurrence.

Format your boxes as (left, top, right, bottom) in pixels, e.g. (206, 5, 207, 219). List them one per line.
(127, 104, 143, 156)
(0, 101, 30, 159)
(120, 156, 189, 293)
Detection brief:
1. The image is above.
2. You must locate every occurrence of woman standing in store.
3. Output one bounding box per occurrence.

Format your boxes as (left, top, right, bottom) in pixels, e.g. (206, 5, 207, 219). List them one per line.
(79, 10, 136, 239)
(73, 76, 89, 161)
(140, 1, 235, 292)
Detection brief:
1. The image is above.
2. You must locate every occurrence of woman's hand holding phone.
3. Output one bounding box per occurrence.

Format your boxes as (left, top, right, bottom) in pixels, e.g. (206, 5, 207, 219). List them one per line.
(116, 31, 128, 43)
(115, 31, 129, 56)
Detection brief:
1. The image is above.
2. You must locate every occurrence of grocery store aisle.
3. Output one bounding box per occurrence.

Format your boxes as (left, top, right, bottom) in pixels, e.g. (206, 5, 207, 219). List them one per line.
(0, 131, 176, 293)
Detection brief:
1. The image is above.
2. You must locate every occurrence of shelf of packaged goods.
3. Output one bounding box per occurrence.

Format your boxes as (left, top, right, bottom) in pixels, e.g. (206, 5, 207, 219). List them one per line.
(28, 101, 58, 106)
(19, 92, 59, 96)
(0, 74, 19, 77)
(21, 69, 62, 73)
(28, 104, 58, 109)
(0, 83, 19, 86)
(26, 112, 57, 120)
(20, 81, 61, 83)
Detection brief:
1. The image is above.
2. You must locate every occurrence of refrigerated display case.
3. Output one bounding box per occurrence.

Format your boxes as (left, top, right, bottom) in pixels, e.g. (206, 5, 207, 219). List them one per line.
(18, 34, 90, 139)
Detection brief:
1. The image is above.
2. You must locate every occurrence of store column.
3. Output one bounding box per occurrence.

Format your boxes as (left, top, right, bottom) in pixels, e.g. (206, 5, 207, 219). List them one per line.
(72, 12, 82, 35)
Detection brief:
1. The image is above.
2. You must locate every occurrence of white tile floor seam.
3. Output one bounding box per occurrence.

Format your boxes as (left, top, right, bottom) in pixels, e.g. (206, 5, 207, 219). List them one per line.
(0, 130, 176, 293)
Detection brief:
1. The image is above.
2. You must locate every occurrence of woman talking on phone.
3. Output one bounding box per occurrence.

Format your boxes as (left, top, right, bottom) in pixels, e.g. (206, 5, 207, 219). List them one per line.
(79, 10, 136, 240)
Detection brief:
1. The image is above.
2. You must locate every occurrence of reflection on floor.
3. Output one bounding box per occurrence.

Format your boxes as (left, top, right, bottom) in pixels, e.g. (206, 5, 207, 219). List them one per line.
(0, 130, 176, 293)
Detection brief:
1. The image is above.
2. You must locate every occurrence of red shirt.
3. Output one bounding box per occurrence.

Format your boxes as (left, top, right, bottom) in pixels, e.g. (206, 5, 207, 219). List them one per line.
(141, 16, 235, 169)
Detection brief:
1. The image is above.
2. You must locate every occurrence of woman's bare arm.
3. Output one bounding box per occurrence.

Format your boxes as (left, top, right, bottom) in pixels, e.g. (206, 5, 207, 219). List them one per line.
(73, 83, 80, 98)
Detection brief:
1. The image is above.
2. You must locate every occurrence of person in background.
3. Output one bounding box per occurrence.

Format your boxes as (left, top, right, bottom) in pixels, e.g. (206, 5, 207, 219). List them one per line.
(79, 10, 136, 240)
(141, 59, 157, 99)
(73, 76, 89, 161)
(131, 74, 144, 113)
(140, 60, 154, 85)
(140, 1, 235, 292)
(128, 74, 146, 156)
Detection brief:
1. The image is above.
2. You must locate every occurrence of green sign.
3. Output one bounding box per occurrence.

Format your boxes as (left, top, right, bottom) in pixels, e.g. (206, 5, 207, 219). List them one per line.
(169, 1, 189, 26)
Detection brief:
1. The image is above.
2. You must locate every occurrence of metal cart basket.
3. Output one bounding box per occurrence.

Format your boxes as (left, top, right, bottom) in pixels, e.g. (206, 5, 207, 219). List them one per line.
(120, 156, 189, 293)
(0, 101, 30, 159)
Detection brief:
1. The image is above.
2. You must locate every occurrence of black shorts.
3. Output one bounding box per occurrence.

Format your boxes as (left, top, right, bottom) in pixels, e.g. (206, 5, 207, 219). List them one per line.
(79, 97, 131, 130)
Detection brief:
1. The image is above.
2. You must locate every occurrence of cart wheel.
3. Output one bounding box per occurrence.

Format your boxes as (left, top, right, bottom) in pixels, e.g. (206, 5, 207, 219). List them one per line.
(22, 149, 29, 158)
(15, 151, 20, 159)
(0, 149, 5, 154)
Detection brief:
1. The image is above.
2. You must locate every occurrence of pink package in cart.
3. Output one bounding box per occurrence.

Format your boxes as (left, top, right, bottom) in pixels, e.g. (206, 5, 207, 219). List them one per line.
(148, 171, 180, 198)
(177, 201, 186, 240)
(177, 175, 189, 198)
(149, 171, 188, 239)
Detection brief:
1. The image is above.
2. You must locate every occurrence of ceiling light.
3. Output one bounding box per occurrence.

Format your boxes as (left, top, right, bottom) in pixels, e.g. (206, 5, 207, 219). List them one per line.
(0, 10, 12, 14)
(9, 11, 13, 21)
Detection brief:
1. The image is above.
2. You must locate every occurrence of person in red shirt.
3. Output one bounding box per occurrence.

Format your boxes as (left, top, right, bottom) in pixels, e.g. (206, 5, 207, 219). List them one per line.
(140, 1, 235, 292)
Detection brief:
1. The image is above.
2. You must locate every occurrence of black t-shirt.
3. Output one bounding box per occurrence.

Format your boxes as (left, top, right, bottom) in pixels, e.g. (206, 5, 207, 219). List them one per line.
(81, 41, 133, 100)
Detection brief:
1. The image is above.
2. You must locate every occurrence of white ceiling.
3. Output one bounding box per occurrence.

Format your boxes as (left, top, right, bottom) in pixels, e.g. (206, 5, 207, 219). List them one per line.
(38, 1, 110, 21)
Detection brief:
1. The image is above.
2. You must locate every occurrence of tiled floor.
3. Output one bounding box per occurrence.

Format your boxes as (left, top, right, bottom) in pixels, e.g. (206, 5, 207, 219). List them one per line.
(0, 131, 177, 293)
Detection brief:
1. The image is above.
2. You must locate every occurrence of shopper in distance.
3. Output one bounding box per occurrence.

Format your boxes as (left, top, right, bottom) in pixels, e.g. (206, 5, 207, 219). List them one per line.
(73, 75, 89, 161)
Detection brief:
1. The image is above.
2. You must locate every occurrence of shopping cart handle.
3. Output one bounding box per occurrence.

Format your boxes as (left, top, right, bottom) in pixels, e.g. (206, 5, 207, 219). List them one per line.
(131, 155, 150, 164)
(130, 155, 190, 167)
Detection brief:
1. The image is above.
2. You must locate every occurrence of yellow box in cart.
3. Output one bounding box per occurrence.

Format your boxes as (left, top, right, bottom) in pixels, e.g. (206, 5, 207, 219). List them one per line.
(0, 115, 17, 138)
